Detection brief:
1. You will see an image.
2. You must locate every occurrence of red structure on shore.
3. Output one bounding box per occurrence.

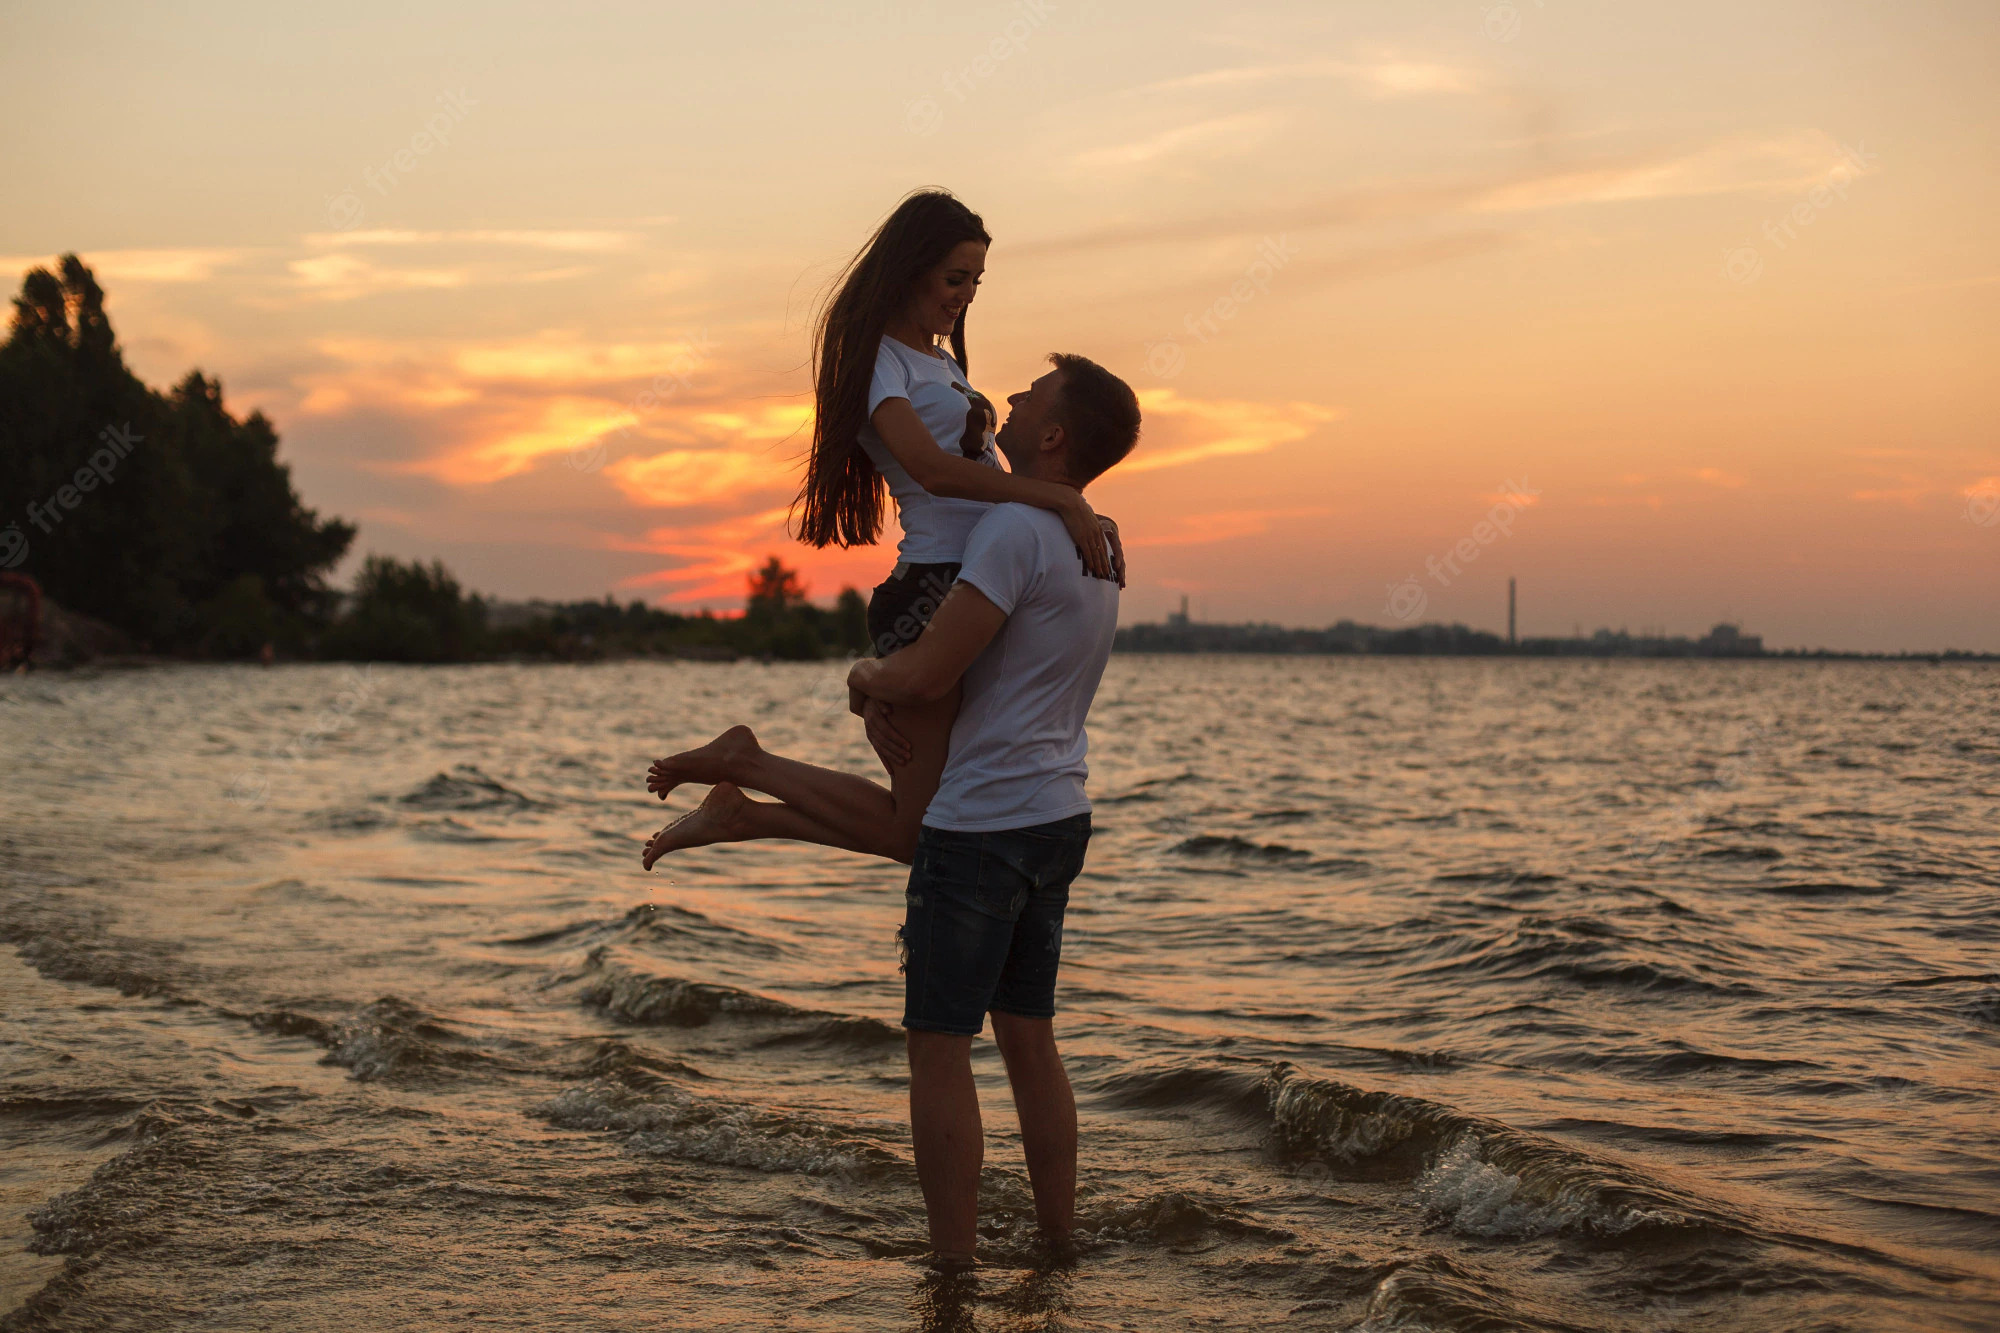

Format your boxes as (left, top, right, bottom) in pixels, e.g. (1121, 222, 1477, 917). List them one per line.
(0, 573, 42, 669)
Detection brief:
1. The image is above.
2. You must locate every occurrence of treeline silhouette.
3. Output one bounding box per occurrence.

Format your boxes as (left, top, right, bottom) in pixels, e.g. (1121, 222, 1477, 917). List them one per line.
(2, 256, 864, 664)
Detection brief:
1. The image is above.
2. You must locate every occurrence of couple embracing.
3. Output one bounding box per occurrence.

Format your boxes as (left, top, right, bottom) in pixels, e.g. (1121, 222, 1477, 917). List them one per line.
(641, 189, 1143, 1268)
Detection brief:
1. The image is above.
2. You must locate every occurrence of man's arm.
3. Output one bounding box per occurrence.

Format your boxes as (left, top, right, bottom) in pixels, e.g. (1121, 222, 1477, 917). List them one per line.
(847, 581, 1008, 706)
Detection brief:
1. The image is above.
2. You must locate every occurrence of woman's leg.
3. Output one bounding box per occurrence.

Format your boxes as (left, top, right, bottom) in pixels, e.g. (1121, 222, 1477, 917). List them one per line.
(644, 685, 961, 866)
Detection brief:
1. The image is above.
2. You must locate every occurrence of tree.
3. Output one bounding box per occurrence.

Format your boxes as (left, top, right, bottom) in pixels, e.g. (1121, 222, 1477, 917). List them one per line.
(745, 556, 809, 614)
(320, 555, 487, 662)
(0, 254, 354, 655)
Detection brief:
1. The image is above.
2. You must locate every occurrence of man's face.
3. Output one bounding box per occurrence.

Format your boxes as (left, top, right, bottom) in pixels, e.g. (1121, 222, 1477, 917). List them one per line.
(995, 369, 1062, 474)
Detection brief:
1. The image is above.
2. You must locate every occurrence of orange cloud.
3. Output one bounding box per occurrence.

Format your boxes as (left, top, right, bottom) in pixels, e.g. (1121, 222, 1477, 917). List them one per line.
(452, 332, 715, 385)
(1126, 506, 1333, 548)
(392, 396, 641, 485)
(1474, 132, 1872, 213)
(1, 248, 247, 284)
(1122, 390, 1341, 474)
(606, 449, 790, 507)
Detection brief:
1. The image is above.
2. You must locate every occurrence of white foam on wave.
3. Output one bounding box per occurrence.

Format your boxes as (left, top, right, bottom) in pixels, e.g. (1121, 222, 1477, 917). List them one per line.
(538, 1078, 902, 1181)
(1413, 1131, 1691, 1240)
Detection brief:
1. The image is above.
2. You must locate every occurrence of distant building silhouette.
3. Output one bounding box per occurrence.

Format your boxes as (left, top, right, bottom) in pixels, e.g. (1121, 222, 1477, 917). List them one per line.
(1696, 622, 1763, 656)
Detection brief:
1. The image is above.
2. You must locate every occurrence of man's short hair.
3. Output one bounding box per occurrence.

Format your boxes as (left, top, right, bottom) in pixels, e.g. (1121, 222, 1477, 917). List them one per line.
(1047, 353, 1141, 485)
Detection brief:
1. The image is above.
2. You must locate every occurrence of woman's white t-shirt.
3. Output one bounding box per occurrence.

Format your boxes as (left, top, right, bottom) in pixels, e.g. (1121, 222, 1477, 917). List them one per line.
(857, 337, 1002, 564)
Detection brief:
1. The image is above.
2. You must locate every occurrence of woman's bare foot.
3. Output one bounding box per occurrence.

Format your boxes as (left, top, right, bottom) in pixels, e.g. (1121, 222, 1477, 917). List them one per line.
(642, 782, 750, 870)
(646, 725, 762, 802)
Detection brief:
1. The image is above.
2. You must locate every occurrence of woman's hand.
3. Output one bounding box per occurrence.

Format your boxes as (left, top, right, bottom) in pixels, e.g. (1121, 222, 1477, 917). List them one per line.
(1099, 514, 1127, 589)
(1057, 491, 1115, 581)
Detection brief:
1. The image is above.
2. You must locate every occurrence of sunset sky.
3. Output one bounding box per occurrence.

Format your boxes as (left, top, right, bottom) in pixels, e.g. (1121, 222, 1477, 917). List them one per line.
(5, 0, 1996, 651)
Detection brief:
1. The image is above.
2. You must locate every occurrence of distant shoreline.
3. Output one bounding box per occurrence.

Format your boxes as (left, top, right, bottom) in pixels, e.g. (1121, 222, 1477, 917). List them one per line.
(1112, 614, 2000, 662)
(15, 648, 1998, 672)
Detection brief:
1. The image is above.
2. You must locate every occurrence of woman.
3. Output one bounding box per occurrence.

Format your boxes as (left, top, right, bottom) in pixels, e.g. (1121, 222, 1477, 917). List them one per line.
(641, 190, 1120, 868)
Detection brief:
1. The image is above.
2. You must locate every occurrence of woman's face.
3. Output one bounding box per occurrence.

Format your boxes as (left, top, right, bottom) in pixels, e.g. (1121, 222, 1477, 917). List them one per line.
(904, 240, 987, 341)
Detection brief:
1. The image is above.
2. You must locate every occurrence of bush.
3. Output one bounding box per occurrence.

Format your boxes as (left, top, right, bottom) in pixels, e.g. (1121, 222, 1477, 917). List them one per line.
(321, 556, 486, 662)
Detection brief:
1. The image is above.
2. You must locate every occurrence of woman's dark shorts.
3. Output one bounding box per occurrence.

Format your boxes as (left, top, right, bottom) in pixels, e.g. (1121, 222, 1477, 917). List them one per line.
(897, 813, 1092, 1037)
(866, 561, 960, 656)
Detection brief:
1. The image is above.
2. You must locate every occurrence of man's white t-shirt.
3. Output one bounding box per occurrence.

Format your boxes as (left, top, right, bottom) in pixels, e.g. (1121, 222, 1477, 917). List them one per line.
(857, 337, 1002, 564)
(922, 504, 1120, 833)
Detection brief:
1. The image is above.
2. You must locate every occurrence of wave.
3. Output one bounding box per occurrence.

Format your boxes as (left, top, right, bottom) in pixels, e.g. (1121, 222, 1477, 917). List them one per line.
(0, 1093, 149, 1121)
(1082, 1058, 1271, 1118)
(243, 997, 518, 1082)
(1746, 880, 1899, 898)
(576, 949, 902, 1048)
(396, 764, 547, 813)
(542, 1070, 1299, 1259)
(537, 1076, 904, 1181)
(1169, 835, 1311, 863)
(1346, 1255, 1563, 1333)
(0, 910, 186, 1000)
(1401, 927, 1762, 998)
(490, 902, 785, 959)
(1076, 1188, 1294, 1247)
(1263, 1063, 1730, 1242)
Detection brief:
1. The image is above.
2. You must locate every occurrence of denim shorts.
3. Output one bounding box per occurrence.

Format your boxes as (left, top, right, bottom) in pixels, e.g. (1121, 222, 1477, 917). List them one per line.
(897, 813, 1092, 1036)
(866, 562, 959, 657)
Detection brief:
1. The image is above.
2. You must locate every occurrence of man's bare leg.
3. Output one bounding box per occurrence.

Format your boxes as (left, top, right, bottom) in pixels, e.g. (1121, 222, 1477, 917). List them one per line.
(990, 1012, 1077, 1244)
(906, 1029, 982, 1263)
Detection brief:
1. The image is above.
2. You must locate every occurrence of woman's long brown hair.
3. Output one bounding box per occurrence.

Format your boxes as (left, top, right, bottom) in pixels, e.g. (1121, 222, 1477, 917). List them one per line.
(793, 190, 990, 548)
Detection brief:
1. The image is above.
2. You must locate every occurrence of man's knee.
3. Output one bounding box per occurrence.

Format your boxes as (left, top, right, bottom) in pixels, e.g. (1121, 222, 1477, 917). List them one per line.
(907, 1029, 973, 1071)
(991, 1012, 1056, 1060)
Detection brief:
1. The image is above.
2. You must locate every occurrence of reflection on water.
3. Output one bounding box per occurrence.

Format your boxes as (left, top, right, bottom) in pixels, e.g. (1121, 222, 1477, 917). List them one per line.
(1, 657, 1996, 1331)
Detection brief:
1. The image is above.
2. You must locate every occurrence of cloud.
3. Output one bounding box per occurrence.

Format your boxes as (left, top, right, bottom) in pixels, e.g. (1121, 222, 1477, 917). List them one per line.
(1131, 55, 1480, 100)
(387, 396, 641, 485)
(612, 506, 796, 603)
(288, 253, 470, 300)
(1126, 506, 1333, 548)
(1118, 390, 1341, 475)
(1692, 467, 1747, 488)
(1474, 132, 1870, 212)
(606, 448, 792, 508)
(1070, 110, 1285, 173)
(452, 331, 717, 386)
(0, 248, 247, 283)
(1018, 133, 1874, 262)
(1850, 486, 1930, 506)
(297, 228, 638, 251)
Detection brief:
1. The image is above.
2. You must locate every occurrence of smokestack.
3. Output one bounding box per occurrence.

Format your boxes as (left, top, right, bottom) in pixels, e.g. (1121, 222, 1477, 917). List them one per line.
(1507, 577, 1517, 646)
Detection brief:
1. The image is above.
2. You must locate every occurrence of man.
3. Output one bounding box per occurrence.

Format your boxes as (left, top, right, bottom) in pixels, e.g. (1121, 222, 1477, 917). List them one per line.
(845, 352, 1143, 1268)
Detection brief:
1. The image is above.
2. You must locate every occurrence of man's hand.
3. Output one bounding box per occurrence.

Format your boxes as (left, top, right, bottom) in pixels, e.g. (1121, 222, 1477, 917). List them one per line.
(845, 583, 1007, 706)
(863, 697, 912, 769)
